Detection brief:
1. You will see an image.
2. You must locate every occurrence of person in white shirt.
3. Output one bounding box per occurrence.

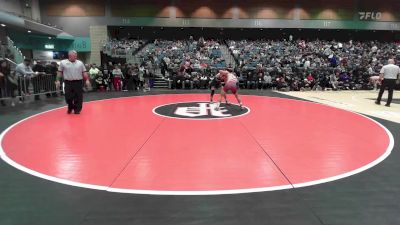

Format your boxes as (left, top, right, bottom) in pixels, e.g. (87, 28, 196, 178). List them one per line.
(138, 65, 145, 90)
(304, 59, 311, 69)
(376, 59, 400, 107)
(112, 65, 124, 91)
(200, 74, 208, 89)
(15, 58, 34, 99)
(263, 73, 272, 89)
(371, 45, 378, 53)
(89, 64, 100, 80)
(89, 64, 100, 90)
(15, 59, 34, 77)
(55, 50, 90, 114)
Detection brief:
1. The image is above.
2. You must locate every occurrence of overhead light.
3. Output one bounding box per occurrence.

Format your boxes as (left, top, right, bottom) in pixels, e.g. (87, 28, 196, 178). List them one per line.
(48, 37, 52, 39)
(0, 24, 6, 27)
(27, 30, 31, 33)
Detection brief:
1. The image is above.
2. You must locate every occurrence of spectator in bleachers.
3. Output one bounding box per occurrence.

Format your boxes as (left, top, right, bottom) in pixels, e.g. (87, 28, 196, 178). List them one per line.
(246, 70, 256, 89)
(330, 71, 339, 90)
(160, 58, 168, 78)
(112, 65, 123, 91)
(304, 73, 315, 90)
(200, 73, 209, 89)
(103, 39, 144, 57)
(89, 64, 100, 90)
(138, 63, 146, 91)
(276, 75, 288, 90)
(121, 63, 129, 91)
(94, 71, 107, 91)
(263, 73, 272, 89)
(130, 63, 140, 90)
(227, 38, 400, 91)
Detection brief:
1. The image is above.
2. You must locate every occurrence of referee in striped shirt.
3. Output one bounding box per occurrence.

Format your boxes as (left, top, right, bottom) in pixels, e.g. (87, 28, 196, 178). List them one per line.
(55, 50, 90, 114)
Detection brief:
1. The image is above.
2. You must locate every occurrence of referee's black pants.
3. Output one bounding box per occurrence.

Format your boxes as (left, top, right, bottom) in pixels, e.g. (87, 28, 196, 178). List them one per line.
(64, 80, 83, 112)
(377, 79, 397, 106)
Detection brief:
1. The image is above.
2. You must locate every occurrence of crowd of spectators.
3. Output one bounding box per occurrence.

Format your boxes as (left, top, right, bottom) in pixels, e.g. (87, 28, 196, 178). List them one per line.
(87, 62, 153, 92)
(99, 37, 400, 91)
(87, 61, 234, 91)
(138, 37, 227, 73)
(0, 59, 59, 106)
(227, 38, 400, 91)
(102, 38, 145, 56)
(131, 37, 231, 88)
(0, 59, 157, 107)
(2, 36, 400, 107)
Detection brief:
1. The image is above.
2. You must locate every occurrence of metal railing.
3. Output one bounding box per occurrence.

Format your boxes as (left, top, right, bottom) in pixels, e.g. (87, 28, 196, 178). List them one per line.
(0, 71, 60, 101)
(0, 58, 60, 100)
(3, 57, 17, 67)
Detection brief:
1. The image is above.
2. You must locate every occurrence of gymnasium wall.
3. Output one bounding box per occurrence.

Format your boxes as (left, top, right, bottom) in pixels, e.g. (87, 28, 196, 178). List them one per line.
(107, 0, 399, 21)
(0, 0, 23, 15)
(39, 0, 400, 36)
(0, 0, 42, 21)
(43, 0, 105, 17)
(358, 0, 400, 22)
(110, 0, 170, 18)
(298, 0, 355, 20)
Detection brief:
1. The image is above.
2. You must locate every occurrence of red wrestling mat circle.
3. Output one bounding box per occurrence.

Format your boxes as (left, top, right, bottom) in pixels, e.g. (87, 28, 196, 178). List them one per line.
(0, 94, 393, 195)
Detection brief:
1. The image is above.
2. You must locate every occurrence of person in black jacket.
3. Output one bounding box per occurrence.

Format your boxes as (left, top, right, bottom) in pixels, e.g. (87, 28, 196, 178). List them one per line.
(160, 58, 167, 78)
(46, 62, 59, 97)
(131, 63, 140, 90)
(0, 60, 17, 106)
(32, 61, 46, 100)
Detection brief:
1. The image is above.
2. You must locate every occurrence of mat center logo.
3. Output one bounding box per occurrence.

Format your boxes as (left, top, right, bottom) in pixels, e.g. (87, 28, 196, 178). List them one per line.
(153, 102, 250, 119)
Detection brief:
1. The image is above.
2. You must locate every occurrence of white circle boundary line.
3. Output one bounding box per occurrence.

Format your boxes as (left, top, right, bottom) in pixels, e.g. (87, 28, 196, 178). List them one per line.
(0, 93, 395, 195)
